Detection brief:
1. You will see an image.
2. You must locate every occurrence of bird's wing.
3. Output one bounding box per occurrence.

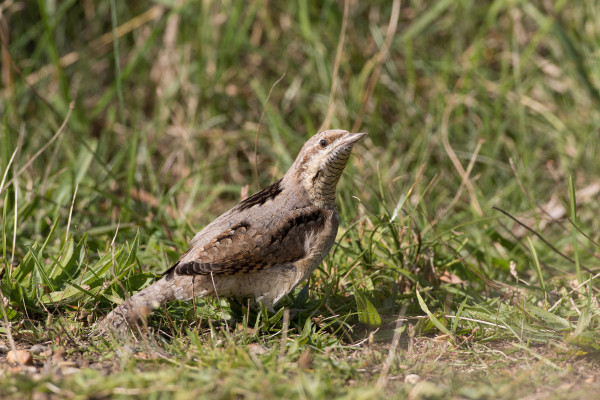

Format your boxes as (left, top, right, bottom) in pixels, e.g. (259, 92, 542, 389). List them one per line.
(165, 205, 327, 277)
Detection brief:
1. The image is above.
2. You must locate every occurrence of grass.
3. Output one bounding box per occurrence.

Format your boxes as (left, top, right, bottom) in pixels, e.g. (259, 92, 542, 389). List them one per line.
(1, 0, 600, 398)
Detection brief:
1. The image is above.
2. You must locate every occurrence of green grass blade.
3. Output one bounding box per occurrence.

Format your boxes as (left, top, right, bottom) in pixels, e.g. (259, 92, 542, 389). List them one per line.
(416, 288, 452, 337)
(568, 174, 582, 283)
(527, 237, 545, 292)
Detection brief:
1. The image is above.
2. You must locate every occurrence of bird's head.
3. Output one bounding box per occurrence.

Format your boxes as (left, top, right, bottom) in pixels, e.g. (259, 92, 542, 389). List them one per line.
(285, 130, 367, 209)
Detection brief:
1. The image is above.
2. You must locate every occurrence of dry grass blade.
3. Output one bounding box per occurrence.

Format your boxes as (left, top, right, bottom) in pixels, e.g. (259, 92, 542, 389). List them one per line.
(376, 304, 407, 390)
(278, 308, 290, 371)
(352, 0, 401, 133)
(493, 206, 595, 274)
(24, 6, 164, 86)
(440, 94, 483, 216)
(0, 288, 20, 366)
(1, 102, 74, 194)
(0, 148, 18, 194)
(320, 0, 350, 131)
(0, 10, 12, 92)
(65, 183, 79, 242)
(568, 218, 600, 252)
(428, 139, 484, 229)
(254, 73, 286, 191)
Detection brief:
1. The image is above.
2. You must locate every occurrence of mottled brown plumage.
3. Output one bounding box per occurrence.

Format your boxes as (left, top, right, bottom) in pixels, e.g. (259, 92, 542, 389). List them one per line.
(95, 130, 366, 334)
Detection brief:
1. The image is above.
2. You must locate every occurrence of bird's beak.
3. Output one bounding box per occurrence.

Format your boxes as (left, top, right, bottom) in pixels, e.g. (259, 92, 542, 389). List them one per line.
(341, 132, 368, 146)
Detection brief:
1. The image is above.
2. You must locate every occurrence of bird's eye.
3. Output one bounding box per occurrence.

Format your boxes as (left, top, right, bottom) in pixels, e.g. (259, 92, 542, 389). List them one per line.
(319, 139, 328, 147)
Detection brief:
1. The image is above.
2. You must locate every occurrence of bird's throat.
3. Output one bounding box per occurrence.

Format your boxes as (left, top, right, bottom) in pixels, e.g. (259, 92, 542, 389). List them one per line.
(308, 149, 352, 209)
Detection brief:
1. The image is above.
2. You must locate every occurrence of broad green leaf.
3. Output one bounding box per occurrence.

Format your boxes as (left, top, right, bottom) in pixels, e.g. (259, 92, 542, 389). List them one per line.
(523, 302, 573, 331)
(355, 290, 381, 327)
(45, 284, 101, 304)
(52, 235, 87, 285)
(568, 331, 600, 352)
(268, 306, 285, 325)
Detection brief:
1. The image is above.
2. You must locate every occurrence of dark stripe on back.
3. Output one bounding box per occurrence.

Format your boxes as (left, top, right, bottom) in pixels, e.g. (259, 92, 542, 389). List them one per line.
(236, 178, 283, 211)
(269, 209, 324, 246)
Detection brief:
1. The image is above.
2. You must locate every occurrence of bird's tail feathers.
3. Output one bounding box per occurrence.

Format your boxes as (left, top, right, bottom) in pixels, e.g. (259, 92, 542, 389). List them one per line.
(93, 276, 176, 336)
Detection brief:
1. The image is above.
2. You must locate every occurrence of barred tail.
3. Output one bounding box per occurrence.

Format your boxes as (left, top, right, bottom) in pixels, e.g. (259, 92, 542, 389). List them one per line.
(94, 277, 176, 335)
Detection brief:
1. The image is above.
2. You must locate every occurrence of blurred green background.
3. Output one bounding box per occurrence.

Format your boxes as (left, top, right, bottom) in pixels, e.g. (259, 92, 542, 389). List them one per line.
(3, 0, 600, 320)
(4, 0, 600, 234)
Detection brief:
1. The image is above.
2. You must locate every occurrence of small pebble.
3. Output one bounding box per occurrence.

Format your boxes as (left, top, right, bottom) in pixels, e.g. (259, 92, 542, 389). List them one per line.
(247, 343, 268, 355)
(61, 366, 81, 376)
(7, 350, 33, 365)
(30, 344, 52, 357)
(404, 374, 421, 384)
(297, 350, 312, 370)
(10, 365, 37, 375)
